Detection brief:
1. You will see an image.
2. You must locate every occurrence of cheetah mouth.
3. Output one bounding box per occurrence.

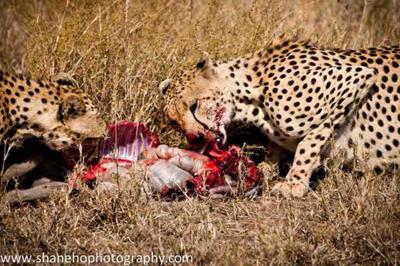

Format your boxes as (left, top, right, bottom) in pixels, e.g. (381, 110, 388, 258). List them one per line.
(188, 139, 225, 157)
(190, 104, 227, 146)
(203, 122, 228, 145)
(186, 127, 227, 156)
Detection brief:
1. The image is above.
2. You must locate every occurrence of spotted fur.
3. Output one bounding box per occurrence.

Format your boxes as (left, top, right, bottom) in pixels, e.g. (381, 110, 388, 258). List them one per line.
(160, 39, 400, 197)
(0, 70, 106, 151)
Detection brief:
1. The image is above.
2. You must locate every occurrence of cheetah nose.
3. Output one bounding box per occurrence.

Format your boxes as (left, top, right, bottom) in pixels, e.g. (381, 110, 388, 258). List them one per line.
(186, 133, 205, 145)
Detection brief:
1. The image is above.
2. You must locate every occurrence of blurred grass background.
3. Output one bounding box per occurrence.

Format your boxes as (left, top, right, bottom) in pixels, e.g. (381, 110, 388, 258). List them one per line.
(0, 0, 399, 264)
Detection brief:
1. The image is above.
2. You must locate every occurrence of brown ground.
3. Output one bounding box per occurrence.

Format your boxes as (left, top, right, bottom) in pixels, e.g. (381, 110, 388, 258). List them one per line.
(0, 0, 399, 265)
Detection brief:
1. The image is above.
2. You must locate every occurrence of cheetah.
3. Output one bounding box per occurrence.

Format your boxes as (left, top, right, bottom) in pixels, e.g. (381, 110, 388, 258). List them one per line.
(0, 71, 106, 203)
(159, 38, 400, 198)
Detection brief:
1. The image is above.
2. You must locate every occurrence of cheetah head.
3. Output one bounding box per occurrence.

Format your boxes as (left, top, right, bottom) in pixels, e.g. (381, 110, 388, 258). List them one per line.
(160, 53, 233, 147)
(13, 82, 107, 152)
(49, 92, 107, 150)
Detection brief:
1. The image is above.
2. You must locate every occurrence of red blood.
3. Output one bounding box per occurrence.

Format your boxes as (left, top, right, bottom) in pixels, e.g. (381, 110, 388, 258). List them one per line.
(80, 158, 133, 183)
(77, 121, 263, 195)
(188, 143, 263, 193)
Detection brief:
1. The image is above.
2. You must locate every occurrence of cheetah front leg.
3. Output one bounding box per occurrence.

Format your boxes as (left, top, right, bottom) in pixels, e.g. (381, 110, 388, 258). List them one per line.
(271, 121, 333, 198)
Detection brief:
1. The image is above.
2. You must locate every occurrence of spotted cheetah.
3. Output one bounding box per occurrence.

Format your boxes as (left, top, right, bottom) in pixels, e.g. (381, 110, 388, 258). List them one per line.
(0, 71, 106, 203)
(0, 71, 106, 149)
(159, 39, 400, 197)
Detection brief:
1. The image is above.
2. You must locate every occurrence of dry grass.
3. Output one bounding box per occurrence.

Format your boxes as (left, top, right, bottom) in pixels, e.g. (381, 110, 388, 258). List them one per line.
(0, 0, 400, 264)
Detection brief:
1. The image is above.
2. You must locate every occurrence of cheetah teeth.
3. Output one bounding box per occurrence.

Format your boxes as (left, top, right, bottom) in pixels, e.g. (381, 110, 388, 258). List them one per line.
(218, 123, 227, 145)
(199, 143, 208, 154)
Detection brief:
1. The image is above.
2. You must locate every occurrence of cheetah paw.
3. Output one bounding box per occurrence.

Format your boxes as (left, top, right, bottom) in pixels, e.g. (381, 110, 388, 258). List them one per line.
(271, 181, 309, 198)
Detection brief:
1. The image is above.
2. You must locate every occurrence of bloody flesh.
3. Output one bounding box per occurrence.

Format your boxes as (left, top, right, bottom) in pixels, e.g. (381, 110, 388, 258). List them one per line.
(183, 142, 262, 193)
(78, 121, 263, 195)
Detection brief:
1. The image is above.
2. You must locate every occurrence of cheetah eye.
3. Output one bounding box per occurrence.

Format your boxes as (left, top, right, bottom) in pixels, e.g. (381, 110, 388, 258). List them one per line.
(190, 100, 198, 114)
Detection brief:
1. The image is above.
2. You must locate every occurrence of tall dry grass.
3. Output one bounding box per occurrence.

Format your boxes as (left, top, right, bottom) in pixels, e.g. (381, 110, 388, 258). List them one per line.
(0, 0, 399, 264)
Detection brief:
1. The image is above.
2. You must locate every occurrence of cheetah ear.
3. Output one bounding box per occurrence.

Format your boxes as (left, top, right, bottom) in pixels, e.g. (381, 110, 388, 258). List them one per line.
(270, 31, 285, 46)
(159, 79, 170, 96)
(54, 72, 78, 87)
(196, 52, 211, 69)
(196, 52, 216, 79)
